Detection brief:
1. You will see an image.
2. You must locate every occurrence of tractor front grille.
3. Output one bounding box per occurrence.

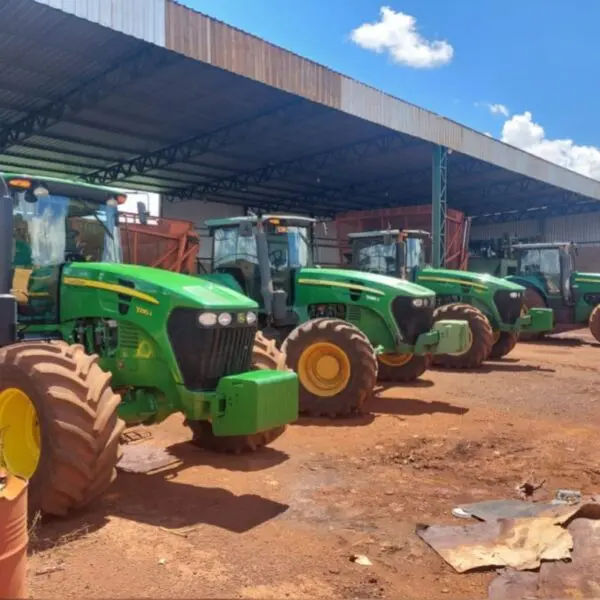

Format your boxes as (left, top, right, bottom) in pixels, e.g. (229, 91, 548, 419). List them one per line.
(391, 296, 435, 345)
(494, 291, 522, 325)
(167, 308, 256, 390)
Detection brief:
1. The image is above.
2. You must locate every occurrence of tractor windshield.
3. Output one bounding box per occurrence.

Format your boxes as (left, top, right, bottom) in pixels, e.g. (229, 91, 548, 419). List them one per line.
(353, 237, 397, 275)
(264, 224, 311, 270)
(405, 237, 426, 270)
(12, 191, 122, 268)
(517, 247, 561, 294)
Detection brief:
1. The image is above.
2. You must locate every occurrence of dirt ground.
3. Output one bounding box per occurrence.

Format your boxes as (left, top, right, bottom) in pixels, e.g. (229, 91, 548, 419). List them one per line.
(28, 331, 600, 599)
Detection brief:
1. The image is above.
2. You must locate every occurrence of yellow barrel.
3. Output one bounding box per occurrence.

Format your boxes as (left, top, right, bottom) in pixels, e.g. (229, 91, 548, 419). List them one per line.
(0, 473, 28, 599)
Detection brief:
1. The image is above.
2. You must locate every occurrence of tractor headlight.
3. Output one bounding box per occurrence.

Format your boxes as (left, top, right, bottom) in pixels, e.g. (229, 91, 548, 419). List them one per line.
(218, 312, 232, 326)
(412, 298, 424, 308)
(198, 312, 217, 326)
(509, 291, 520, 299)
(247, 311, 257, 325)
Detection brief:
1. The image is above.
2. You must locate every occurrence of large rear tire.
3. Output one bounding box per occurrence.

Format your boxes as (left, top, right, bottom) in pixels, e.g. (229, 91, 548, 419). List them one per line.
(588, 304, 600, 343)
(185, 331, 287, 454)
(377, 353, 431, 383)
(488, 331, 519, 359)
(431, 303, 494, 369)
(519, 288, 549, 341)
(0, 341, 124, 517)
(281, 318, 377, 417)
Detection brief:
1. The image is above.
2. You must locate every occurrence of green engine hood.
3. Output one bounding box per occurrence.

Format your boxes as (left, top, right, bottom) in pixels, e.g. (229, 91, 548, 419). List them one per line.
(419, 267, 525, 292)
(298, 267, 435, 298)
(67, 263, 258, 310)
(574, 272, 600, 282)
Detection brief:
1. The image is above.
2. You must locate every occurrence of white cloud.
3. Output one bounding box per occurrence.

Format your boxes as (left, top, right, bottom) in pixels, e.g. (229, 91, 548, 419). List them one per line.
(488, 103, 509, 117)
(350, 7, 453, 69)
(475, 102, 510, 117)
(501, 111, 600, 180)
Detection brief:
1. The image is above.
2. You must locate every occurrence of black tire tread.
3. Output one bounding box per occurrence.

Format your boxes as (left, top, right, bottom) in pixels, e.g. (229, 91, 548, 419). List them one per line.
(588, 304, 600, 343)
(281, 317, 377, 417)
(186, 331, 288, 454)
(377, 354, 431, 382)
(488, 331, 519, 360)
(0, 340, 124, 517)
(431, 303, 494, 369)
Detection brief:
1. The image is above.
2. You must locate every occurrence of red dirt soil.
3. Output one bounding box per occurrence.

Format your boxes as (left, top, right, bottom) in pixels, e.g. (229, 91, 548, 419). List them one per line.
(28, 332, 600, 599)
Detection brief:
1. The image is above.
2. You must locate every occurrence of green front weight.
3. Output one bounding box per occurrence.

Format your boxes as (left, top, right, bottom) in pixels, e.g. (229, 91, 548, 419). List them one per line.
(516, 307, 554, 333)
(211, 369, 299, 437)
(414, 319, 470, 355)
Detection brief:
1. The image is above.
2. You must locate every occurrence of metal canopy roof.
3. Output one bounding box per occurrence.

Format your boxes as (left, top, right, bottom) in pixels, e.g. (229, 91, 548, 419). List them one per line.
(2, 0, 600, 225)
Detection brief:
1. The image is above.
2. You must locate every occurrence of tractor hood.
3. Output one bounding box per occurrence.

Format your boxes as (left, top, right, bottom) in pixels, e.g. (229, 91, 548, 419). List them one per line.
(298, 267, 435, 298)
(574, 272, 600, 282)
(65, 263, 258, 310)
(419, 267, 525, 292)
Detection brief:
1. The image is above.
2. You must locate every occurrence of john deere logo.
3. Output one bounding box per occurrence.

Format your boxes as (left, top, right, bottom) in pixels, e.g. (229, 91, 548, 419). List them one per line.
(237, 313, 246, 324)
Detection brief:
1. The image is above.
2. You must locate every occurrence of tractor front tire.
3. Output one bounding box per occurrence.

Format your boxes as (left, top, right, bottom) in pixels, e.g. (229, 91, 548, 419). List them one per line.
(377, 353, 431, 383)
(519, 288, 549, 341)
(0, 341, 124, 517)
(186, 331, 287, 454)
(281, 318, 378, 417)
(431, 303, 494, 369)
(588, 305, 600, 343)
(489, 331, 519, 359)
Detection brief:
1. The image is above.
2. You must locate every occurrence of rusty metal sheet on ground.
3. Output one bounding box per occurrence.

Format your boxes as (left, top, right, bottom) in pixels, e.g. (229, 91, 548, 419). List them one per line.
(117, 445, 180, 474)
(416, 516, 573, 573)
(417, 503, 600, 574)
(456, 499, 558, 522)
(488, 518, 600, 599)
(538, 518, 600, 598)
(487, 569, 539, 600)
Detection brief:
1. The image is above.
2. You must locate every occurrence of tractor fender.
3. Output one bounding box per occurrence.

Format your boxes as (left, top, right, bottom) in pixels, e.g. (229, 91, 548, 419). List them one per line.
(506, 277, 548, 306)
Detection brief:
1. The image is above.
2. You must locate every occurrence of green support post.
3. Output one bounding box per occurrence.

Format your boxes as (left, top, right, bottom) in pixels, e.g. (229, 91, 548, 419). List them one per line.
(431, 145, 448, 268)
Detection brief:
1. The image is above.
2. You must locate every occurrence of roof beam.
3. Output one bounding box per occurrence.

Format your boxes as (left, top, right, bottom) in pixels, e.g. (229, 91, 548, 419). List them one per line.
(276, 158, 499, 214)
(0, 45, 175, 154)
(164, 133, 423, 202)
(83, 100, 324, 185)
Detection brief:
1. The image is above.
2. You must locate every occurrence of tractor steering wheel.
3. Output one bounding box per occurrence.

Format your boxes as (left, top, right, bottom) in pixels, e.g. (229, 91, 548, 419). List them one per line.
(269, 249, 285, 269)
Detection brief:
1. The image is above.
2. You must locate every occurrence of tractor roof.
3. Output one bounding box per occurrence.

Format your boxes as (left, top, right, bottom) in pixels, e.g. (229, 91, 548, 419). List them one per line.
(205, 214, 317, 229)
(1, 172, 127, 196)
(512, 242, 574, 250)
(347, 229, 431, 239)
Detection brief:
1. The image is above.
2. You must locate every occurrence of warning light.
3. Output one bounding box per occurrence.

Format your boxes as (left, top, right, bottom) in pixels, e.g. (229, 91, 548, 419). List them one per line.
(275, 226, 288, 233)
(269, 218, 280, 225)
(7, 178, 32, 189)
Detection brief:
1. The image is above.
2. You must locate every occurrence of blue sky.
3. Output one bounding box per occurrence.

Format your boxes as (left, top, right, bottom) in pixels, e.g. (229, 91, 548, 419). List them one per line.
(184, 0, 600, 179)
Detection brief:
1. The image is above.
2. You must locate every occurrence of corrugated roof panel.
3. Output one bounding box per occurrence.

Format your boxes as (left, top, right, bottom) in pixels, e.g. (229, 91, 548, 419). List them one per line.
(33, 0, 166, 46)
(165, 0, 342, 108)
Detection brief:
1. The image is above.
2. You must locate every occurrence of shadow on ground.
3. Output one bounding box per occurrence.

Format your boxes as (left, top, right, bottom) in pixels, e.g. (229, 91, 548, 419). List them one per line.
(431, 360, 555, 375)
(30, 443, 290, 553)
(368, 393, 469, 417)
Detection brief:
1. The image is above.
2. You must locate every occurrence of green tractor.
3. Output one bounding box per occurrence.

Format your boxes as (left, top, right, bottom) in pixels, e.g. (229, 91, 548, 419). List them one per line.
(0, 173, 298, 517)
(507, 242, 600, 342)
(201, 214, 470, 413)
(346, 229, 553, 368)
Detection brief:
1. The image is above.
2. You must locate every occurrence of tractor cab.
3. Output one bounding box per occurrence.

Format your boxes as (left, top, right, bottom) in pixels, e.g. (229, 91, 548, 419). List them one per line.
(348, 228, 430, 281)
(4, 173, 128, 325)
(510, 242, 576, 309)
(206, 214, 316, 328)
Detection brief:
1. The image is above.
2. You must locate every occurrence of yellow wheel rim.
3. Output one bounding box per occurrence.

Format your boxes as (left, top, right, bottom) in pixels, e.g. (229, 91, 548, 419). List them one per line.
(298, 342, 351, 397)
(0, 388, 40, 479)
(448, 326, 474, 356)
(379, 353, 413, 367)
(493, 331, 501, 344)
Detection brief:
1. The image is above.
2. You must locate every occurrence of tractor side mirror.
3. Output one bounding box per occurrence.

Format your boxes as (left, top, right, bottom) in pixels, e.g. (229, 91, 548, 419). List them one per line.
(238, 221, 253, 237)
(137, 201, 149, 226)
